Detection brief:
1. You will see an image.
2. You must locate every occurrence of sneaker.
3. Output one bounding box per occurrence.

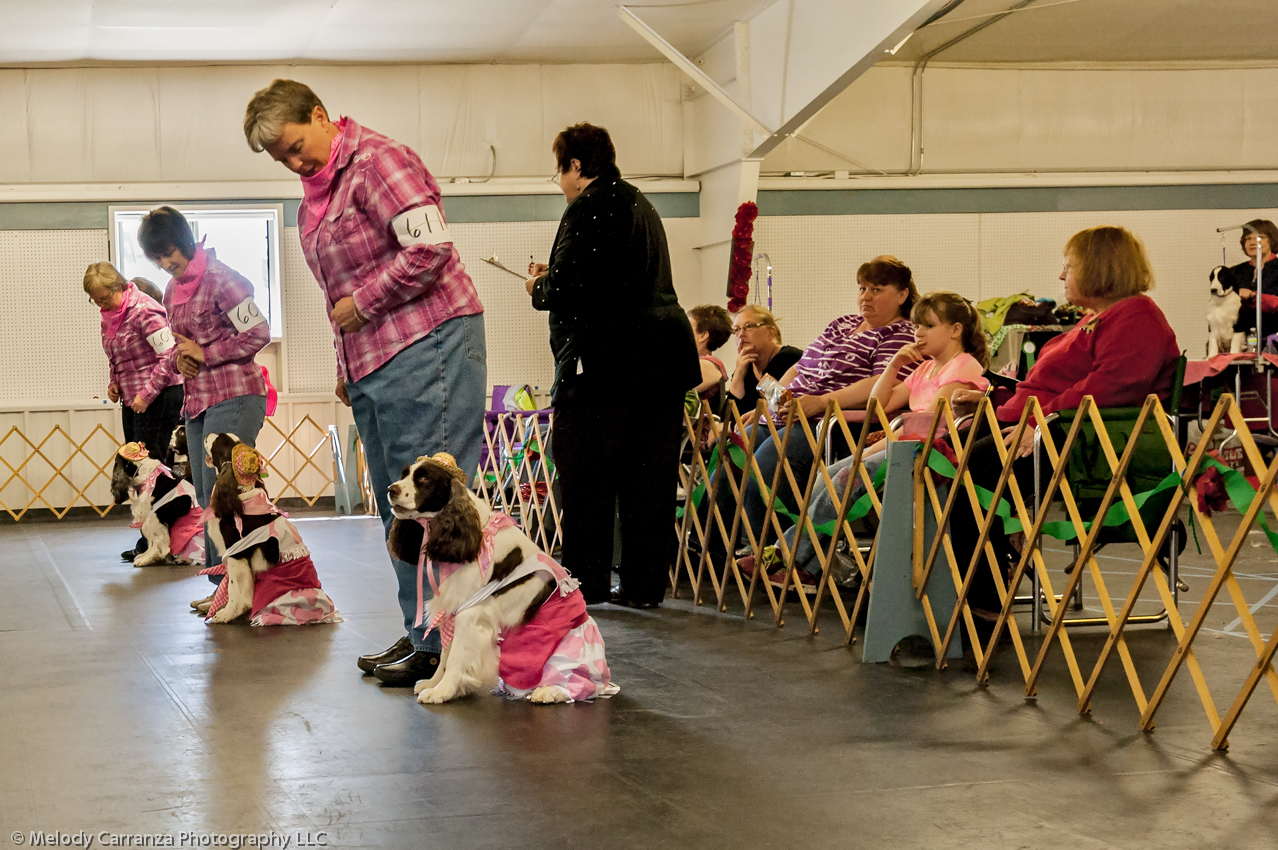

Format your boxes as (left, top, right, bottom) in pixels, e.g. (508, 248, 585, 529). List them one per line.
(768, 569, 817, 588)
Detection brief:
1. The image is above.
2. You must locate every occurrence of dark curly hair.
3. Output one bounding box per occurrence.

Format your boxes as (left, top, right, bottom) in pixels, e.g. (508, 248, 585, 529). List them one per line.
(689, 304, 733, 353)
(552, 123, 620, 180)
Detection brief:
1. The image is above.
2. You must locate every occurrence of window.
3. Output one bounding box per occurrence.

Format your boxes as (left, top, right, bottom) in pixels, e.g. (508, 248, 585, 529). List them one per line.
(109, 204, 284, 338)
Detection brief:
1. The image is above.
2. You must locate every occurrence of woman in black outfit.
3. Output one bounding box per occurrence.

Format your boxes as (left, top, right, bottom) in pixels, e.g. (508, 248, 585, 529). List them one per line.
(725, 304, 802, 420)
(1229, 218, 1278, 344)
(526, 122, 700, 608)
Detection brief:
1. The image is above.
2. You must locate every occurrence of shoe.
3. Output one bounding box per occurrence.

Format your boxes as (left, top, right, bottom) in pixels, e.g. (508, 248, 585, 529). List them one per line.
(190, 593, 213, 610)
(196, 600, 212, 614)
(609, 590, 660, 609)
(373, 650, 441, 687)
(357, 635, 414, 674)
(121, 548, 138, 562)
(767, 569, 816, 588)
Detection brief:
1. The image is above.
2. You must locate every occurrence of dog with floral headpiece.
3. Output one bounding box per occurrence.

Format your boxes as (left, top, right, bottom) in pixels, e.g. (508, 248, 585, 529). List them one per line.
(110, 440, 205, 567)
(387, 452, 617, 704)
(199, 432, 340, 626)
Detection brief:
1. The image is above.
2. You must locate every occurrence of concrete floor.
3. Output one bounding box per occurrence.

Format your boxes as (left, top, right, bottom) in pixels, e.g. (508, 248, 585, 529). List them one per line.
(1, 511, 1277, 849)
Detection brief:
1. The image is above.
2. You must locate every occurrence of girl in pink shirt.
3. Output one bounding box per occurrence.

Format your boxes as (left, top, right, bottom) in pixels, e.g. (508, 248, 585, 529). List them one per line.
(768, 292, 988, 581)
(864, 291, 990, 454)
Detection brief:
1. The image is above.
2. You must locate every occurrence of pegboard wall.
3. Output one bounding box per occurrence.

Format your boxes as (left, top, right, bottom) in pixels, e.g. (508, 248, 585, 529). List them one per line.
(2, 220, 698, 408)
(0, 230, 113, 407)
(752, 209, 1278, 363)
(4, 207, 1255, 410)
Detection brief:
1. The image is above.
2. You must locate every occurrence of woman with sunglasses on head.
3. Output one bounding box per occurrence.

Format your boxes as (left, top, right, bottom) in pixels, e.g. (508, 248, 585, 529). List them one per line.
(725, 304, 802, 422)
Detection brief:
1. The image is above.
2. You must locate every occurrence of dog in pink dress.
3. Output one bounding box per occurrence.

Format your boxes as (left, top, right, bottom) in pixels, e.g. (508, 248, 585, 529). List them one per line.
(387, 453, 617, 705)
(111, 441, 205, 566)
(200, 434, 340, 626)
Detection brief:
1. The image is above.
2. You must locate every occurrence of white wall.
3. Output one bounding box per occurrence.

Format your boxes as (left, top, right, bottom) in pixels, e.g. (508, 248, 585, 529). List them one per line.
(750, 209, 1278, 366)
(0, 216, 702, 409)
(762, 64, 1278, 175)
(0, 63, 684, 185)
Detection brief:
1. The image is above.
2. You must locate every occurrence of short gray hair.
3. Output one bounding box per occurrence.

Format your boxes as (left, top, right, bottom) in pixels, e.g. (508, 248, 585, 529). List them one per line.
(243, 79, 327, 152)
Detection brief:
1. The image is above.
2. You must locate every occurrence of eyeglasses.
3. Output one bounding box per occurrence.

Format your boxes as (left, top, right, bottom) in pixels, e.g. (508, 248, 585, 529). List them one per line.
(731, 321, 768, 335)
(549, 171, 560, 183)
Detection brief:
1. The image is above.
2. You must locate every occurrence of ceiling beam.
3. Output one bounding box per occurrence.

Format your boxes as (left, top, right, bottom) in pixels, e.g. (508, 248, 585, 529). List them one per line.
(743, 0, 954, 158)
(617, 5, 775, 138)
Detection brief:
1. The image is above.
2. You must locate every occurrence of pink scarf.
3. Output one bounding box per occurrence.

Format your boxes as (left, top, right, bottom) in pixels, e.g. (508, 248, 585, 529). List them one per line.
(100, 284, 133, 341)
(415, 511, 517, 645)
(300, 117, 347, 238)
(169, 239, 209, 307)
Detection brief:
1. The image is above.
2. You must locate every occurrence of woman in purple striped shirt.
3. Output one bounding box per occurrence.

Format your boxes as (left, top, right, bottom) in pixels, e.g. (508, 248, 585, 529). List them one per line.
(710, 256, 919, 558)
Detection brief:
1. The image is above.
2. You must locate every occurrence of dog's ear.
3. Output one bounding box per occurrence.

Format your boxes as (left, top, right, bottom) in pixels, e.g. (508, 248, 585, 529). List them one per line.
(209, 463, 243, 519)
(388, 518, 425, 563)
(110, 455, 132, 504)
(423, 479, 483, 564)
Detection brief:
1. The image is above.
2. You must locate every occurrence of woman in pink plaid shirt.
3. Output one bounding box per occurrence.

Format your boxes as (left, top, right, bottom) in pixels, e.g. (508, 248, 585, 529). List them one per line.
(84, 261, 185, 459)
(139, 206, 272, 610)
(245, 79, 487, 687)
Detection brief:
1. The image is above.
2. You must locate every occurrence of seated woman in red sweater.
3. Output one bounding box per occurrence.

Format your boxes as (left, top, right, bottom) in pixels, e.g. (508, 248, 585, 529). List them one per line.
(949, 225, 1180, 628)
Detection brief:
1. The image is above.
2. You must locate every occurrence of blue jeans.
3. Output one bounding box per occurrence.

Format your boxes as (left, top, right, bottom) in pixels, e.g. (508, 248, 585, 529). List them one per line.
(347, 314, 487, 652)
(729, 425, 819, 548)
(186, 393, 268, 579)
(781, 451, 884, 575)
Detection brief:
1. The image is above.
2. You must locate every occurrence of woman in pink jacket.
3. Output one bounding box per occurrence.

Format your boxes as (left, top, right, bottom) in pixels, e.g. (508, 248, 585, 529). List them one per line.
(85, 261, 184, 458)
(139, 206, 272, 611)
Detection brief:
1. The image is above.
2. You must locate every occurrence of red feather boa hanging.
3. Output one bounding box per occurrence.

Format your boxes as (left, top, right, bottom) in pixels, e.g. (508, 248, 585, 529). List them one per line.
(726, 201, 758, 313)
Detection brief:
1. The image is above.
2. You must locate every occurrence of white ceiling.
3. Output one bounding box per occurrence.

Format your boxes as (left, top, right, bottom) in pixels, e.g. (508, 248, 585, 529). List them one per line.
(0, 0, 771, 64)
(896, 0, 1278, 64)
(0, 0, 1275, 66)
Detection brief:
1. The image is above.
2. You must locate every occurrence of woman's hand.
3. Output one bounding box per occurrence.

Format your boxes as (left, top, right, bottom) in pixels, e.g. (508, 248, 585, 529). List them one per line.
(950, 388, 986, 406)
(173, 334, 205, 365)
(891, 342, 926, 366)
(335, 378, 351, 407)
(107, 384, 121, 403)
(331, 296, 368, 332)
(526, 262, 549, 296)
(1240, 288, 1256, 300)
(796, 392, 830, 419)
(1002, 424, 1035, 460)
(177, 355, 201, 379)
(130, 394, 149, 414)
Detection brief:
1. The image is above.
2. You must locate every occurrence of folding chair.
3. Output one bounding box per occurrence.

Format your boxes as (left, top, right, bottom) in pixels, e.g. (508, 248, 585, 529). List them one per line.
(1028, 355, 1188, 630)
